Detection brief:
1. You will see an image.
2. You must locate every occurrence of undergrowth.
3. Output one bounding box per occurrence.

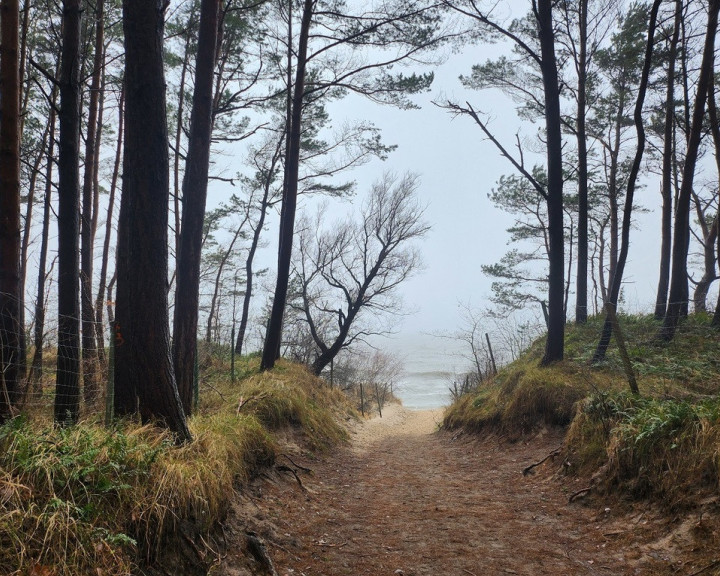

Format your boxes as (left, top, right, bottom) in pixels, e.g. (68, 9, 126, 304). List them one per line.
(0, 357, 352, 575)
(445, 313, 720, 509)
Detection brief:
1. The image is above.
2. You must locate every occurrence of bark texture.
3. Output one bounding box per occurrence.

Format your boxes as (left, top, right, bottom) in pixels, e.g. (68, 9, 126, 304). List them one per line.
(116, 0, 191, 441)
(55, 0, 82, 424)
(173, 0, 220, 414)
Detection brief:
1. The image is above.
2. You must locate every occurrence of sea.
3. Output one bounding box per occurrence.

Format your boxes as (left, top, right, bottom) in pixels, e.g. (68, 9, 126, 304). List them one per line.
(382, 333, 470, 410)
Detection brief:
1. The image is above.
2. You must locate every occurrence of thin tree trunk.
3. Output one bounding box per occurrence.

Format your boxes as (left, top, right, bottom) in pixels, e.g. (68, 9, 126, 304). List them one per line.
(55, 0, 83, 425)
(537, 0, 565, 365)
(692, 224, 718, 313)
(95, 86, 124, 366)
(593, 0, 662, 363)
(261, 0, 313, 371)
(28, 102, 57, 391)
(575, 0, 588, 324)
(654, 0, 681, 320)
(607, 93, 624, 285)
(116, 0, 190, 442)
(235, 143, 282, 356)
(205, 222, 246, 343)
(661, 0, 719, 341)
(173, 21, 194, 266)
(80, 0, 105, 403)
(19, 117, 50, 376)
(0, 0, 23, 421)
(709, 82, 720, 326)
(92, 66, 107, 363)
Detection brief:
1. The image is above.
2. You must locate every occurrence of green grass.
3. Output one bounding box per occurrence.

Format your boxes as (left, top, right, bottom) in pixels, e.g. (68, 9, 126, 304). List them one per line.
(445, 312, 720, 508)
(0, 355, 354, 575)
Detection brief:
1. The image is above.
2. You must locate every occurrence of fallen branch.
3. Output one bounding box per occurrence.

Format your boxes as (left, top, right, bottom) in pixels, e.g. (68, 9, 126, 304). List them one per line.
(277, 464, 307, 491)
(316, 540, 348, 548)
(522, 446, 563, 476)
(281, 453, 313, 474)
(569, 487, 592, 503)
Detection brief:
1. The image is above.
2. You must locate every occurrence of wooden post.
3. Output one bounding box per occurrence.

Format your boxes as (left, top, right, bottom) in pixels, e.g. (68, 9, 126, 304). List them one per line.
(605, 302, 639, 395)
(485, 332, 498, 376)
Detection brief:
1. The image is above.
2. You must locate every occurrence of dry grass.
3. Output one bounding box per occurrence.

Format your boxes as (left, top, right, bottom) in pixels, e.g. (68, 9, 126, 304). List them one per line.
(445, 313, 720, 509)
(0, 356, 353, 575)
(443, 361, 591, 438)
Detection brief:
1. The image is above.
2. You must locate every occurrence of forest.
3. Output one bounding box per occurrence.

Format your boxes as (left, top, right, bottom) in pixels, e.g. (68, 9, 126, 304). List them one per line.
(0, 0, 717, 434)
(0, 0, 720, 571)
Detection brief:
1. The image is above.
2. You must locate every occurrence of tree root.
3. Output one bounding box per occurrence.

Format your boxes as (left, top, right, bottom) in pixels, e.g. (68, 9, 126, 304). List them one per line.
(568, 487, 592, 503)
(246, 531, 278, 576)
(522, 446, 563, 476)
(277, 465, 307, 491)
(281, 453, 313, 474)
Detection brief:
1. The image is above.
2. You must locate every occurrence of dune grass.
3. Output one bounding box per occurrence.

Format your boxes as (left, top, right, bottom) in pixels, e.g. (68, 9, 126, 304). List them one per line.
(444, 312, 720, 508)
(0, 356, 352, 575)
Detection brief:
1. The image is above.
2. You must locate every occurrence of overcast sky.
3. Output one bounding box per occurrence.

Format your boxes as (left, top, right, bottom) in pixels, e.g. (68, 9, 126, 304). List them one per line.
(204, 0, 684, 368)
(233, 0, 672, 357)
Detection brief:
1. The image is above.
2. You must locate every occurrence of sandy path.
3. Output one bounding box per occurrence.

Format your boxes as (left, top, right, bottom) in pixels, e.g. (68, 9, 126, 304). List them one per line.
(218, 405, 693, 576)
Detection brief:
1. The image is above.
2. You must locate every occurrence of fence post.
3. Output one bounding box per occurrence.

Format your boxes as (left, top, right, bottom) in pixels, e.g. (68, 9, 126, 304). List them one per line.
(193, 341, 199, 412)
(605, 302, 639, 395)
(485, 332, 498, 376)
(230, 325, 236, 386)
(105, 321, 115, 427)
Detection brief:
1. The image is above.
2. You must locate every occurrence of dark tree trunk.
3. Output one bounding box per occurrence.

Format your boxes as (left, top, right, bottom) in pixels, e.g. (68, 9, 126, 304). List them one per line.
(28, 103, 57, 391)
(661, 0, 719, 341)
(0, 0, 23, 421)
(95, 86, 124, 365)
(654, 0, 682, 320)
(607, 94, 624, 286)
(172, 22, 193, 266)
(54, 0, 82, 425)
(116, 0, 191, 442)
(709, 82, 720, 326)
(692, 214, 718, 313)
(235, 144, 282, 356)
(261, 0, 313, 371)
(173, 0, 220, 414)
(593, 0, 662, 363)
(537, 0, 565, 365)
(18, 108, 50, 378)
(574, 0, 588, 324)
(80, 0, 105, 403)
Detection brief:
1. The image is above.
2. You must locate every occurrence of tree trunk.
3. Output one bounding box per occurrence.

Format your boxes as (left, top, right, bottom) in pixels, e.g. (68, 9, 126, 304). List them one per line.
(654, 0, 681, 320)
(205, 224, 243, 344)
(709, 81, 720, 326)
(0, 0, 23, 421)
(18, 112, 50, 379)
(691, 192, 717, 313)
(574, 0, 588, 324)
(661, 0, 719, 341)
(173, 0, 220, 415)
(55, 0, 82, 425)
(116, 0, 190, 442)
(261, 0, 313, 371)
(235, 144, 282, 356)
(593, 0, 662, 363)
(80, 0, 105, 403)
(95, 86, 124, 366)
(28, 102, 57, 392)
(537, 0, 565, 365)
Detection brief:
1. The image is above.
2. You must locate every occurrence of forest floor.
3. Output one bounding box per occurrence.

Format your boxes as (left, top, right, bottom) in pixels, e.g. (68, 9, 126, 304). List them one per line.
(214, 404, 720, 576)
